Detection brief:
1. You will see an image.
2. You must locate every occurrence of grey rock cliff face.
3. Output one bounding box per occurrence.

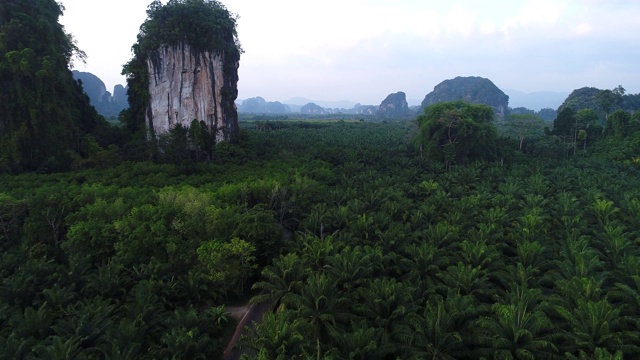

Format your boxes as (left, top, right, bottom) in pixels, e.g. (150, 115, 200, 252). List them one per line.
(377, 91, 410, 117)
(72, 70, 129, 117)
(146, 42, 239, 143)
(421, 76, 509, 120)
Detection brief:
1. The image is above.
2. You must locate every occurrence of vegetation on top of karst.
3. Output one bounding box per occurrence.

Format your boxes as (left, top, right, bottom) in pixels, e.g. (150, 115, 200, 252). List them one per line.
(557, 85, 640, 125)
(136, 0, 241, 57)
(120, 0, 242, 150)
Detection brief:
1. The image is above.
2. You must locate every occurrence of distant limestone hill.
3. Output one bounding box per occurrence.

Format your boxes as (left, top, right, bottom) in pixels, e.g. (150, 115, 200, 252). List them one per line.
(557, 87, 602, 113)
(558, 86, 640, 112)
(421, 76, 509, 120)
(285, 97, 357, 109)
(237, 96, 380, 115)
(557, 86, 640, 124)
(72, 71, 128, 117)
(354, 104, 377, 115)
(301, 103, 325, 115)
(238, 97, 291, 114)
(377, 91, 411, 118)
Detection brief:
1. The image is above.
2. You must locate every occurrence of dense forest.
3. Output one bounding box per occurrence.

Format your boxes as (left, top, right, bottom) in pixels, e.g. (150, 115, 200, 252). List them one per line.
(2, 116, 640, 358)
(3, 0, 640, 359)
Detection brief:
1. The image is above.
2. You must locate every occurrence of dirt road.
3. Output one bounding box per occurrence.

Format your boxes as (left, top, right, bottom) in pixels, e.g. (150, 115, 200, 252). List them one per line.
(223, 300, 272, 360)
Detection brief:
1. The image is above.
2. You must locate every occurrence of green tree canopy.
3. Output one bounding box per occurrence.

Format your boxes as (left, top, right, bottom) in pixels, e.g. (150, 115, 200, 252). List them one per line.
(552, 107, 576, 138)
(415, 101, 498, 168)
(606, 110, 633, 138)
(0, 0, 107, 172)
(500, 114, 546, 150)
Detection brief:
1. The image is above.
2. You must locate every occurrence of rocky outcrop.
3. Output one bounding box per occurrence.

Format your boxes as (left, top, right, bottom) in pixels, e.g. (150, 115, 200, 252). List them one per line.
(300, 102, 325, 115)
(113, 84, 127, 105)
(353, 104, 377, 115)
(239, 97, 291, 114)
(146, 42, 239, 143)
(377, 91, 410, 118)
(421, 76, 509, 120)
(72, 70, 128, 117)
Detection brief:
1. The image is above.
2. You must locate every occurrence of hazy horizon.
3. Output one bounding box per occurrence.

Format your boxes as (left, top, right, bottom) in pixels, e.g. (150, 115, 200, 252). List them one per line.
(59, 0, 640, 105)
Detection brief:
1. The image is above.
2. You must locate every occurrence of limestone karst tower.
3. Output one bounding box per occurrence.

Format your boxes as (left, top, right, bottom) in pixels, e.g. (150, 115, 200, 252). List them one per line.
(125, 0, 241, 144)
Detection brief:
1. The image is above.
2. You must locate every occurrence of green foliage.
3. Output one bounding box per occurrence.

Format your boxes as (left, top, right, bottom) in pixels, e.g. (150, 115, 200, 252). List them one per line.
(139, 0, 240, 56)
(499, 113, 546, 150)
(197, 237, 256, 294)
(553, 107, 576, 138)
(416, 101, 499, 168)
(3, 120, 640, 358)
(0, 193, 27, 248)
(537, 108, 557, 122)
(0, 0, 114, 172)
(606, 110, 633, 138)
(557, 86, 638, 127)
(158, 123, 190, 163)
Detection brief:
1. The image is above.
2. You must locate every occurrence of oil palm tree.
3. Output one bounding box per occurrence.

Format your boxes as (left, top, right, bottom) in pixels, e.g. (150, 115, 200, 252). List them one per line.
(239, 311, 306, 360)
(30, 336, 82, 360)
(478, 206, 510, 235)
(478, 288, 559, 359)
(399, 241, 447, 289)
(354, 277, 418, 354)
(287, 273, 353, 358)
(437, 262, 494, 301)
(555, 298, 640, 355)
(608, 275, 640, 322)
(0, 332, 33, 360)
(422, 221, 460, 252)
(588, 197, 620, 226)
(251, 253, 309, 312)
(333, 322, 396, 360)
(516, 239, 547, 271)
(300, 234, 343, 274)
(554, 234, 604, 280)
(406, 291, 481, 359)
(593, 223, 637, 273)
(526, 172, 550, 197)
(51, 296, 116, 353)
(324, 245, 374, 295)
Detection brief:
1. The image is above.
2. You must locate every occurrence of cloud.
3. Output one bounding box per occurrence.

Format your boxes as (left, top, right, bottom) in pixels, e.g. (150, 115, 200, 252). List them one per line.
(480, 21, 498, 36)
(571, 22, 592, 36)
(226, 0, 640, 98)
(446, 5, 477, 38)
(501, 0, 568, 35)
(59, 0, 640, 102)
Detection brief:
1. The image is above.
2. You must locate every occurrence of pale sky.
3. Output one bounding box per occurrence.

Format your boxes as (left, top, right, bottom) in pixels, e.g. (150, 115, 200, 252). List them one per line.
(59, 0, 640, 105)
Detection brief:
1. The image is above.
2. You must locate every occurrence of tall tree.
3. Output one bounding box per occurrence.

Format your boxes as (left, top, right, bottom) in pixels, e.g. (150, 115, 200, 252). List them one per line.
(553, 107, 576, 140)
(415, 101, 499, 169)
(597, 87, 624, 124)
(606, 110, 632, 138)
(500, 114, 546, 151)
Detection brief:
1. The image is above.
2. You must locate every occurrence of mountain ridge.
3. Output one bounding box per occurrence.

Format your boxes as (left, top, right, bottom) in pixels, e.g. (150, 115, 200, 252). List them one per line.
(72, 71, 128, 117)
